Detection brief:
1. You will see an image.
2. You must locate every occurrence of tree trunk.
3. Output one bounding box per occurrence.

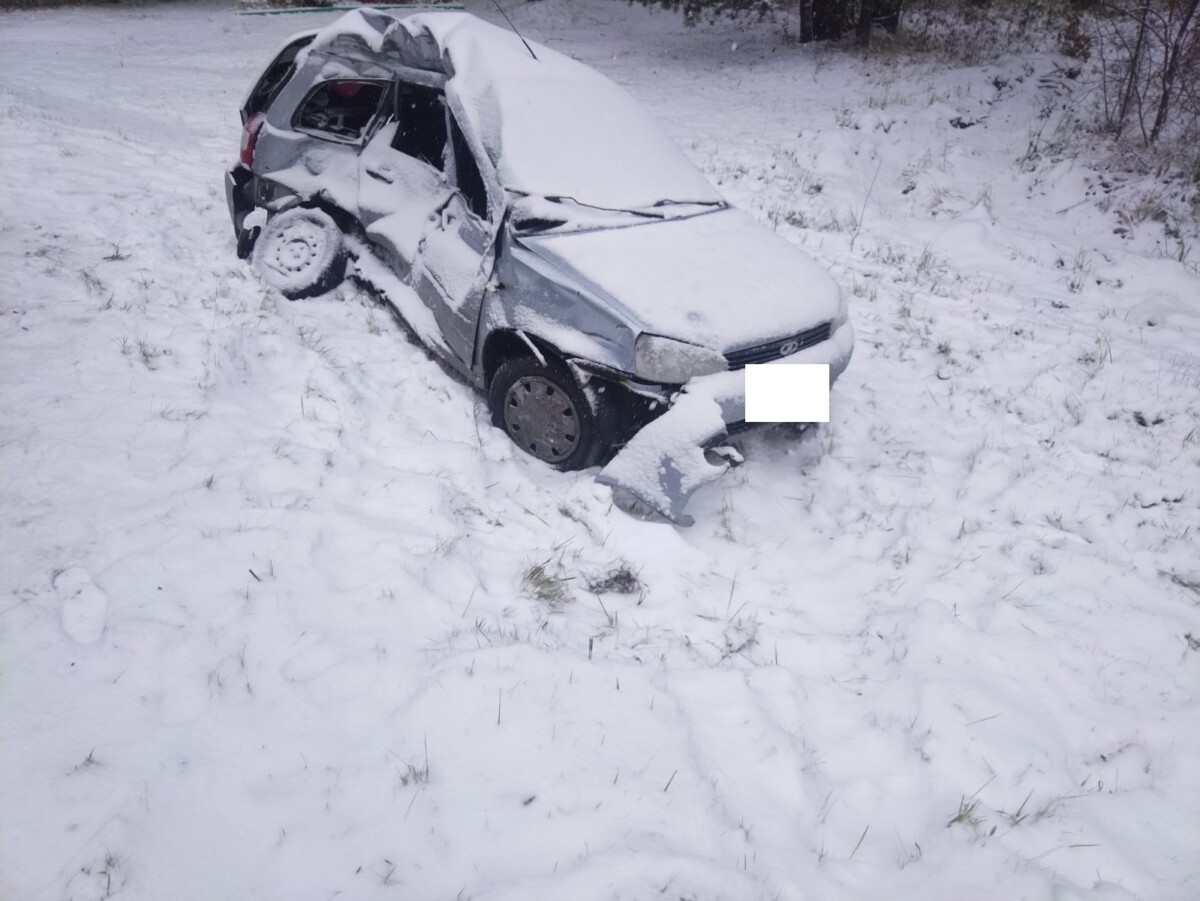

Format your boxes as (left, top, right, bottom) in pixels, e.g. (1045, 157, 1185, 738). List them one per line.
(1117, 4, 1149, 140)
(1150, 0, 1200, 143)
(799, 0, 814, 43)
(879, 0, 902, 34)
(812, 0, 846, 41)
(857, 0, 876, 46)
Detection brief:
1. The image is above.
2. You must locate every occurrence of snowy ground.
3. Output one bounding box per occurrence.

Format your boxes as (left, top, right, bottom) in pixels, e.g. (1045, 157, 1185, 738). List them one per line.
(2, 2, 1198, 899)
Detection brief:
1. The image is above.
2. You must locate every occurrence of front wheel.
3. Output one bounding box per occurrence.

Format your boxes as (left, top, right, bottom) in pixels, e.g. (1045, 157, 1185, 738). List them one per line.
(488, 356, 604, 471)
(252, 206, 346, 300)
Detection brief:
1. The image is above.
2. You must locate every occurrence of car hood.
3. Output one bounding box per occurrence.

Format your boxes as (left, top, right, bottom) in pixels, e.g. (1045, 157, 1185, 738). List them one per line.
(517, 207, 840, 352)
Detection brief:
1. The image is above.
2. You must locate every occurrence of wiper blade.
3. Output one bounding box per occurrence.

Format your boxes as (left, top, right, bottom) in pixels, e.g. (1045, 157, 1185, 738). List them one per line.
(651, 198, 725, 208)
(513, 216, 568, 235)
(543, 195, 665, 219)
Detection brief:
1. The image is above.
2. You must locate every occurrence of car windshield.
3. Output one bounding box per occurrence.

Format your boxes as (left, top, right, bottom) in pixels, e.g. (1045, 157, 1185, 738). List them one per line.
(480, 75, 723, 218)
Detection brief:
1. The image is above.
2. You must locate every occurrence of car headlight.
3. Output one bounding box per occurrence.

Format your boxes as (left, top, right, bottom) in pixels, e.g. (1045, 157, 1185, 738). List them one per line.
(831, 284, 850, 331)
(634, 333, 727, 384)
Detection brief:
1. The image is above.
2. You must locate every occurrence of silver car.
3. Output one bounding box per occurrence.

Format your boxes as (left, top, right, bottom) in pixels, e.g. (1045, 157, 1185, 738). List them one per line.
(226, 9, 853, 523)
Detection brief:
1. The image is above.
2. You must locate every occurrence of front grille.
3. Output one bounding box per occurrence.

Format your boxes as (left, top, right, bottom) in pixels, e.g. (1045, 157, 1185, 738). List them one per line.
(724, 322, 832, 369)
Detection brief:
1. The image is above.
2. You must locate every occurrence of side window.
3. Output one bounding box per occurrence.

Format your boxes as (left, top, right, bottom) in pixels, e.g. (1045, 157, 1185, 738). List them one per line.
(294, 80, 386, 142)
(450, 115, 488, 221)
(391, 83, 448, 171)
(243, 35, 314, 122)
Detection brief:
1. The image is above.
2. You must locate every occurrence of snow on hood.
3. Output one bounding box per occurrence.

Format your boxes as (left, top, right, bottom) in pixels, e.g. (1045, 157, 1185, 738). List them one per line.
(519, 208, 842, 351)
(308, 10, 720, 213)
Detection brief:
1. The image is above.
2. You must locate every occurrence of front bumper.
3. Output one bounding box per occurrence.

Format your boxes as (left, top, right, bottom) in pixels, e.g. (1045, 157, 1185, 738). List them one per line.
(596, 319, 854, 525)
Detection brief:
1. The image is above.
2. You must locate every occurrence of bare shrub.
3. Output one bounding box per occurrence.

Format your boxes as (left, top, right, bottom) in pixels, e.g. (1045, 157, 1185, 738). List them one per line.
(900, 0, 1076, 62)
(1092, 0, 1200, 150)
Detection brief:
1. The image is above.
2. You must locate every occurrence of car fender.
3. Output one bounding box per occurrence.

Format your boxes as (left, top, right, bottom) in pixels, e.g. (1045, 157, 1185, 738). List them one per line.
(475, 234, 639, 383)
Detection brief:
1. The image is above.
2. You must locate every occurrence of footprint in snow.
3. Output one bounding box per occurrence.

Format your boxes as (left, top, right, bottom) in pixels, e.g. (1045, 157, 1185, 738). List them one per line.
(53, 567, 108, 645)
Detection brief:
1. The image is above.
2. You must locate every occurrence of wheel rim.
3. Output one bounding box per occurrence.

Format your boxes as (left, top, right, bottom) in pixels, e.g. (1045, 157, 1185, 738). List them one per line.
(503, 374, 581, 463)
(266, 218, 325, 277)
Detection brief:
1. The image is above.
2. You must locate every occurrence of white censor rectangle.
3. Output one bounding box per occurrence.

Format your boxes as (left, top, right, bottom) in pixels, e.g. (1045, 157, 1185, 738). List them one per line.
(744, 363, 830, 423)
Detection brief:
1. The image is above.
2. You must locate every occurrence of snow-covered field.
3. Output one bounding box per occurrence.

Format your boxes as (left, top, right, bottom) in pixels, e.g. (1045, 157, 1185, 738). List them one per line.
(2, 2, 1198, 898)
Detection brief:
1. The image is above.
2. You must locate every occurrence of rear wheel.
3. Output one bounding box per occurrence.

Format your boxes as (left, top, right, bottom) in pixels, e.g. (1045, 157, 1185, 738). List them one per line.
(252, 206, 345, 300)
(488, 356, 603, 471)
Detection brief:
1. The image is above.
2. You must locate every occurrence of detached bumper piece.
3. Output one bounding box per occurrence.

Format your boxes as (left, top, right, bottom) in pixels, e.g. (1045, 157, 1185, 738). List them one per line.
(596, 370, 744, 527)
(597, 320, 855, 525)
(225, 165, 257, 257)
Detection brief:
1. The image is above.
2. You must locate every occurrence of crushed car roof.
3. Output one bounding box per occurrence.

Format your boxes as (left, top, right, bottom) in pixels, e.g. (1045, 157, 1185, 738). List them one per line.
(306, 9, 721, 211)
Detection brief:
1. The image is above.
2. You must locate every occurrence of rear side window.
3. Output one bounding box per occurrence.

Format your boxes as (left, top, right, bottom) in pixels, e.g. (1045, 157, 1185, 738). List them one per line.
(294, 80, 387, 142)
(243, 34, 314, 122)
(391, 83, 447, 170)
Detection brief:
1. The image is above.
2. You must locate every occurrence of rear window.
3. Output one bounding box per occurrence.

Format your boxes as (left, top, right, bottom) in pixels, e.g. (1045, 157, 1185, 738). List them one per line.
(243, 34, 314, 123)
(294, 79, 387, 142)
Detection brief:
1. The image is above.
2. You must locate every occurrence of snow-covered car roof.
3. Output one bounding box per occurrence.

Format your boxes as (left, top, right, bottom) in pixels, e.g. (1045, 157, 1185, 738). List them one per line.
(307, 9, 722, 212)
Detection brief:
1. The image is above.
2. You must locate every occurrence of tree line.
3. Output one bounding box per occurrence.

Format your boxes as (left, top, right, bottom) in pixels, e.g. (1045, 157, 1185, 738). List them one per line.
(632, 0, 906, 45)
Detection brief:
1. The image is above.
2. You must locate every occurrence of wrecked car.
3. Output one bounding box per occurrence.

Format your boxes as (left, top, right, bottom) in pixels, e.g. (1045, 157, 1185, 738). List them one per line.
(226, 9, 853, 524)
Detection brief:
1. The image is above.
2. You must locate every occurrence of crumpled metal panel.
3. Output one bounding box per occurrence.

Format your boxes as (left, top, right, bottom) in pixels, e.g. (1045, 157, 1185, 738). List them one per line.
(596, 370, 745, 526)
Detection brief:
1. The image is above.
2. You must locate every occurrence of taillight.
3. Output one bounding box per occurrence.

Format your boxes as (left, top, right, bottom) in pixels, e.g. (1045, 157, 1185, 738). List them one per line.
(240, 113, 264, 168)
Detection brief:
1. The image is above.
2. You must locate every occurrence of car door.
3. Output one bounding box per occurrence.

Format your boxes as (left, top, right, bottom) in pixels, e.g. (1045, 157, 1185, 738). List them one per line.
(410, 114, 496, 369)
(265, 77, 389, 215)
(357, 82, 452, 274)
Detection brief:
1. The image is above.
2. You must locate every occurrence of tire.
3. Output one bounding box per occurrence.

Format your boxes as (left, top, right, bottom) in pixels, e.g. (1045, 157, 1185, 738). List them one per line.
(252, 206, 346, 300)
(488, 355, 604, 471)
